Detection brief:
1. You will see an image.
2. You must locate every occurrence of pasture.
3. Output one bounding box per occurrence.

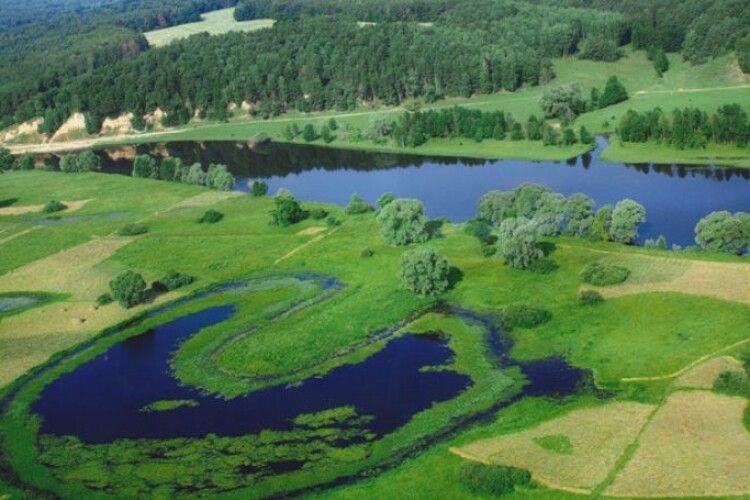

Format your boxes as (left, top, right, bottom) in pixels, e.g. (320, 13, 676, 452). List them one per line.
(143, 8, 274, 47)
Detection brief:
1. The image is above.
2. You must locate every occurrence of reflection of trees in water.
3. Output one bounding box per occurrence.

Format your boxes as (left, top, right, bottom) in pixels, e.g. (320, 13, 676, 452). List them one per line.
(133, 141, 490, 177)
(622, 162, 750, 181)
(90, 139, 750, 183)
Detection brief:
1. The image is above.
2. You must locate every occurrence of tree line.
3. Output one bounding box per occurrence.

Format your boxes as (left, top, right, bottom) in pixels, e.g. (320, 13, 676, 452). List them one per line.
(617, 104, 750, 149)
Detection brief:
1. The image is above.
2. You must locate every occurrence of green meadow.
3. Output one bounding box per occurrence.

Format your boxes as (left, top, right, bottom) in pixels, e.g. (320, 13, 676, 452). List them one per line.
(1, 170, 748, 497)
(143, 8, 274, 47)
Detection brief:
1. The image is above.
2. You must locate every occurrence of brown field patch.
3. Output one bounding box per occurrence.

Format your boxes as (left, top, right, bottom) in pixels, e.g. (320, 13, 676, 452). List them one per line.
(607, 391, 750, 497)
(0, 198, 92, 216)
(296, 226, 326, 236)
(594, 255, 750, 305)
(673, 356, 745, 389)
(452, 402, 654, 493)
(0, 236, 128, 299)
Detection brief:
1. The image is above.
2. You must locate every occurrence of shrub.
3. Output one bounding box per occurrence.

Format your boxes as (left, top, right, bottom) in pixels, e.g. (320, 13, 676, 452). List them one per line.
(18, 155, 35, 170)
(377, 198, 430, 246)
(198, 210, 223, 223)
(713, 370, 750, 397)
(540, 84, 585, 121)
(184, 163, 206, 185)
(345, 194, 373, 214)
(205, 164, 235, 191)
(528, 257, 558, 274)
(59, 151, 101, 173)
(302, 123, 317, 142)
(250, 180, 269, 197)
(580, 262, 630, 286)
(464, 218, 494, 243)
(96, 293, 113, 306)
(132, 154, 157, 178)
(43, 200, 67, 213)
(159, 157, 182, 181)
(609, 199, 646, 244)
(0, 148, 13, 171)
(377, 192, 395, 209)
(580, 290, 604, 305)
(599, 75, 628, 107)
(309, 208, 328, 220)
(116, 223, 149, 236)
(160, 271, 195, 291)
(497, 217, 543, 269)
(695, 211, 747, 254)
(399, 247, 450, 296)
(326, 216, 342, 227)
(109, 270, 147, 308)
(502, 303, 552, 329)
(269, 194, 306, 226)
(458, 462, 531, 496)
(360, 248, 374, 258)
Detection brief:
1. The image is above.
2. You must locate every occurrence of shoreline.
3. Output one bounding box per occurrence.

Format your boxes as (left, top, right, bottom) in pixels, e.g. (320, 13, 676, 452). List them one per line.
(3, 117, 749, 168)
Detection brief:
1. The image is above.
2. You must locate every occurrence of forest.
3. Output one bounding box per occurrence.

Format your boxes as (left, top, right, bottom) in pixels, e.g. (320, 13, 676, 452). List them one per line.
(0, 0, 749, 133)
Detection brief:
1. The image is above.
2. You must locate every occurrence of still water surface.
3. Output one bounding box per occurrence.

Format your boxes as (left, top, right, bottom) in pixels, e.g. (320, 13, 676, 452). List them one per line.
(92, 137, 750, 245)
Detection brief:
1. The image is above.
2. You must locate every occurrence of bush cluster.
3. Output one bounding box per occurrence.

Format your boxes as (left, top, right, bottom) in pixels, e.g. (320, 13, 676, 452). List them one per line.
(345, 194, 373, 214)
(198, 210, 224, 224)
(116, 223, 148, 236)
(502, 303, 552, 329)
(109, 270, 147, 308)
(159, 271, 195, 291)
(580, 262, 630, 286)
(580, 290, 604, 305)
(132, 155, 236, 191)
(457, 462, 531, 496)
(59, 151, 101, 173)
(399, 247, 450, 296)
(43, 200, 67, 213)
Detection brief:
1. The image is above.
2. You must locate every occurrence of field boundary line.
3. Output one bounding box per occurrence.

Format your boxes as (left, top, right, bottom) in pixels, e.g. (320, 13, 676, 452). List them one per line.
(273, 227, 339, 265)
(0, 227, 40, 246)
(448, 447, 592, 495)
(620, 336, 750, 383)
(592, 403, 661, 496)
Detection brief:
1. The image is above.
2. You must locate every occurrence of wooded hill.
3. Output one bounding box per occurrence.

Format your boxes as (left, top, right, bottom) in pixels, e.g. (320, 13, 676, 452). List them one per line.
(0, 0, 748, 133)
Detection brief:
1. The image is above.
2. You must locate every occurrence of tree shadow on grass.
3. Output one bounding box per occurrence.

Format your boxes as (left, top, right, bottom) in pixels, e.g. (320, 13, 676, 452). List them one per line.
(447, 266, 464, 290)
(0, 198, 18, 208)
(539, 241, 557, 257)
(426, 219, 446, 239)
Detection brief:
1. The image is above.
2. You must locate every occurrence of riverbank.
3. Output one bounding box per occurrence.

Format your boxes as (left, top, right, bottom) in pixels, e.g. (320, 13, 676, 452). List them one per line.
(4, 49, 749, 166)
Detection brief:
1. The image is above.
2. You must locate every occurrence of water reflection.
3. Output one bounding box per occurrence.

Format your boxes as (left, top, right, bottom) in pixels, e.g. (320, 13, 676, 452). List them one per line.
(41, 136, 750, 245)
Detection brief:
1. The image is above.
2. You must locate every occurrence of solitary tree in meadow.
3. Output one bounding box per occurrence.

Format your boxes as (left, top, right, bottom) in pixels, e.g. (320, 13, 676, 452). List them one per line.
(377, 198, 430, 245)
(399, 247, 450, 295)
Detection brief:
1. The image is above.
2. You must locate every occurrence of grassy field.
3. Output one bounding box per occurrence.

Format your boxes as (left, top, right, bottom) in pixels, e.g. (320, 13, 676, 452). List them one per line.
(143, 8, 274, 47)
(1, 170, 749, 497)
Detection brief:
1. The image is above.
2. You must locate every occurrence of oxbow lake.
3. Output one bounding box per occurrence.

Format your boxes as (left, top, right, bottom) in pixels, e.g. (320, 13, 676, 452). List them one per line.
(85, 136, 750, 246)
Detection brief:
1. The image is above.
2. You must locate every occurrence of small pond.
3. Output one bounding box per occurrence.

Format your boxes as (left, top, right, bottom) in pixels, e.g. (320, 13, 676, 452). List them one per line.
(80, 136, 750, 246)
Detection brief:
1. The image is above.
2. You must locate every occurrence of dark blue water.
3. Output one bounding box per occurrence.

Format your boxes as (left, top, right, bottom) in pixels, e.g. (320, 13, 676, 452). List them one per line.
(91, 137, 750, 246)
(32, 306, 471, 444)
